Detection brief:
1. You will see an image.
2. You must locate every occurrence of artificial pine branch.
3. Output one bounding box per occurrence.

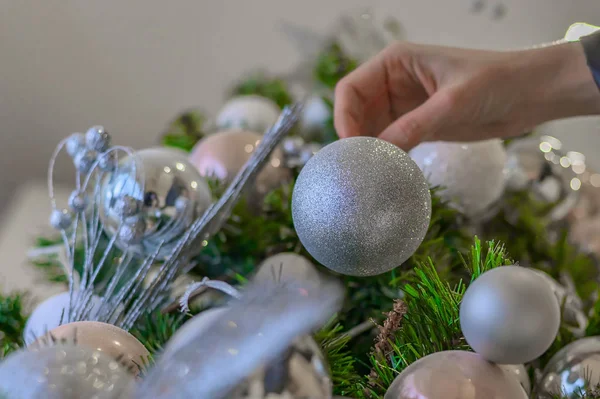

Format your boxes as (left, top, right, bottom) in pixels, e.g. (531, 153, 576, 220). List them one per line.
(0, 292, 27, 359)
(231, 72, 294, 109)
(160, 109, 207, 152)
(129, 310, 189, 356)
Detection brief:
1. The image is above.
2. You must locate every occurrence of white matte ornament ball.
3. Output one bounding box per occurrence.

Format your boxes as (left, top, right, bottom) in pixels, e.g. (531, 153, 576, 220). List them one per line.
(409, 140, 507, 217)
(292, 137, 432, 276)
(254, 252, 321, 285)
(0, 344, 133, 399)
(216, 95, 281, 134)
(460, 266, 560, 364)
(23, 292, 102, 345)
(384, 351, 527, 399)
(33, 321, 150, 375)
(299, 95, 331, 140)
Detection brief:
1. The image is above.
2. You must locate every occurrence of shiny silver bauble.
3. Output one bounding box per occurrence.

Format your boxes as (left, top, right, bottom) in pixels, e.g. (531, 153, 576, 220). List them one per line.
(99, 147, 212, 258)
(536, 336, 600, 398)
(460, 266, 560, 364)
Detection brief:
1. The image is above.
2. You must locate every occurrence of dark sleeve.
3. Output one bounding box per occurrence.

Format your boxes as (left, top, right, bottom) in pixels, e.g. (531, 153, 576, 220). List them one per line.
(581, 30, 600, 89)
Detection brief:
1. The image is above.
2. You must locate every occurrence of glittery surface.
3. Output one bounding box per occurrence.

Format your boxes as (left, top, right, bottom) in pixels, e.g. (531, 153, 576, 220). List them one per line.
(460, 266, 560, 364)
(0, 344, 133, 399)
(292, 137, 431, 277)
(537, 337, 600, 398)
(99, 147, 212, 257)
(409, 140, 506, 218)
(384, 351, 527, 399)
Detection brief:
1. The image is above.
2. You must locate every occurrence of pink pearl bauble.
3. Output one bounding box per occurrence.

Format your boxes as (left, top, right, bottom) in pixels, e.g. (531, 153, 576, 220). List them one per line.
(33, 321, 150, 376)
(189, 129, 291, 198)
(384, 351, 527, 399)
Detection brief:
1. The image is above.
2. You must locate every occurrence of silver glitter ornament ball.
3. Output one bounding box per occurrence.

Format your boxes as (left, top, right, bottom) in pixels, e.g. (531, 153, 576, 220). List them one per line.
(292, 137, 431, 276)
(536, 336, 600, 398)
(409, 139, 507, 218)
(99, 147, 212, 257)
(460, 266, 560, 364)
(0, 344, 133, 399)
(384, 351, 527, 399)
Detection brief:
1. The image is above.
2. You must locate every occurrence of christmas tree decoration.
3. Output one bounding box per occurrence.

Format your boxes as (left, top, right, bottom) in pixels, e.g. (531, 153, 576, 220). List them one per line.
(410, 139, 507, 218)
(0, 344, 134, 399)
(23, 292, 102, 345)
(292, 137, 431, 276)
(460, 266, 560, 364)
(33, 321, 150, 375)
(253, 252, 320, 285)
(189, 129, 291, 198)
(135, 278, 343, 398)
(504, 135, 580, 221)
(99, 147, 213, 257)
(536, 336, 600, 398)
(383, 351, 527, 399)
(298, 95, 331, 141)
(499, 364, 530, 395)
(216, 95, 281, 134)
(281, 136, 323, 169)
(530, 269, 588, 335)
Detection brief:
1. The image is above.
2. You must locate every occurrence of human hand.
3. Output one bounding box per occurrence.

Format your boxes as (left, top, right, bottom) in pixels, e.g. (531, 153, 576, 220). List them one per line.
(334, 40, 600, 150)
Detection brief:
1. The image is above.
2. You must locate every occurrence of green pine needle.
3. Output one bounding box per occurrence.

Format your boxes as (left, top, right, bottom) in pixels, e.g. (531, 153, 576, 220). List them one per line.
(0, 292, 27, 359)
(314, 42, 358, 89)
(314, 320, 362, 397)
(231, 73, 293, 109)
(129, 310, 189, 356)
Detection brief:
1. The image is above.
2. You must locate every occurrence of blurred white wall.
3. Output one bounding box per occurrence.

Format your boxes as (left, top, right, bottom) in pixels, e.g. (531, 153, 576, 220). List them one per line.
(1, 0, 600, 210)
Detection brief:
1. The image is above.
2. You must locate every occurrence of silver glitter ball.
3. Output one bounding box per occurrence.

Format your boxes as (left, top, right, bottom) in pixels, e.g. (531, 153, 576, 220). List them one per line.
(99, 147, 212, 257)
(409, 139, 506, 218)
(384, 351, 527, 399)
(536, 336, 600, 398)
(73, 149, 98, 173)
(98, 151, 118, 172)
(460, 266, 560, 364)
(68, 190, 88, 213)
(292, 137, 431, 276)
(49, 209, 72, 230)
(499, 364, 530, 395)
(0, 344, 134, 399)
(253, 253, 321, 285)
(65, 132, 86, 157)
(85, 125, 111, 152)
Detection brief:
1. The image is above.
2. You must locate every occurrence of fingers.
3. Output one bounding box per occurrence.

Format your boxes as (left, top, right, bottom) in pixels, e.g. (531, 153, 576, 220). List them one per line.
(334, 51, 389, 138)
(378, 91, 453, 151)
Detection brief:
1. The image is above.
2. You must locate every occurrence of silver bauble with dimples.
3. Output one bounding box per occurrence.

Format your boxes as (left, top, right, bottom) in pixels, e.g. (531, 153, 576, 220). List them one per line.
(292, 137, 431, 276)
(384, 351, 527, 399)
(0, 344, 134, 399)
(536, 336, 600, 398)
(460, 266, 560, 364)
(99, 147, 212, 257)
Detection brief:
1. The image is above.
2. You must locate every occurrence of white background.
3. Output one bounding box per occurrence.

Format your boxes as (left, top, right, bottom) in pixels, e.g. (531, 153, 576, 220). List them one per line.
(0, 0, 600, 298)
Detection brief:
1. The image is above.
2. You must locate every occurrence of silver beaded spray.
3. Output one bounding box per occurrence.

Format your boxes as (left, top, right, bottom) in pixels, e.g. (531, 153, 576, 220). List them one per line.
(47, 104, 304, 331)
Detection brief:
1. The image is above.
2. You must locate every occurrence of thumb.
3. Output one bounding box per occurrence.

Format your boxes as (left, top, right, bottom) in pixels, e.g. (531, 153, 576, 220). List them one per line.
(378, 92, 453, 151)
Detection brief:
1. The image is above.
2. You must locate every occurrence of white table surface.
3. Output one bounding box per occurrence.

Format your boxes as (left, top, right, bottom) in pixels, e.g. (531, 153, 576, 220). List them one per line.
(0, 181, 69, 306)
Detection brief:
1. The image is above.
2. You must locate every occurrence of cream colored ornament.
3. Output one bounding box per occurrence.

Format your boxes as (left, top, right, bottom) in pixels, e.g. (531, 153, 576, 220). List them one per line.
(254, 252, 321, 285)
(216, 95, 281, 134)
(189, 129, 291, 198)
(33, 321, 150, 375)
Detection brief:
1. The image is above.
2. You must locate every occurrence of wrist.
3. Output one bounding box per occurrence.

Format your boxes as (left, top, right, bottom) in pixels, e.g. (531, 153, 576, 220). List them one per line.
(517, 42, 600, 125)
